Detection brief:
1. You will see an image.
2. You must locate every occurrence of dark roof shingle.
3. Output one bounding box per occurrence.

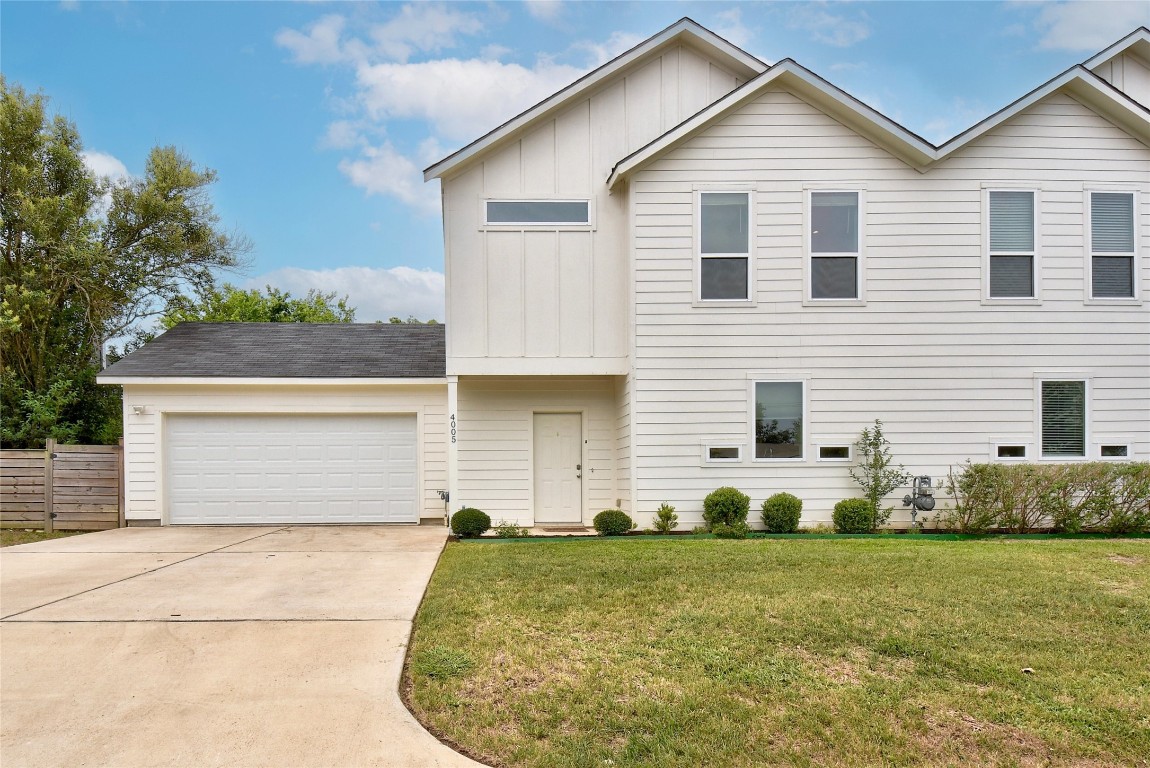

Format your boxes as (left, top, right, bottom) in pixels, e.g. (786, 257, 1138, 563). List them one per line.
(99, 323, 446, 379)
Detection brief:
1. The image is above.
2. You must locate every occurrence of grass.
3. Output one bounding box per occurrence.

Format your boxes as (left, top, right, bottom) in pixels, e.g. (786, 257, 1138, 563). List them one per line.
(0, 529, 87, 547)
(406, 538, 1150, 768)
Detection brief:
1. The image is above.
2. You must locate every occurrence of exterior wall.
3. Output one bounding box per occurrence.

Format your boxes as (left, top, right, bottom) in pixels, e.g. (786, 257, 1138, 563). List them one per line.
(441, 43, 746, 374)
(1091, 51, 1150, 108)
(455, 376, 622, 525)
(614, 373, 634, 515)
(628, 87, 1150, 528)
(120, 383, 448, 524)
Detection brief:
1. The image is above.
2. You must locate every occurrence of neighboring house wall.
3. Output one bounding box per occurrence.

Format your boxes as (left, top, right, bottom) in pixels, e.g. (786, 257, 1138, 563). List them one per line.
(120, 384, 448, 523)
(441, 43, 747, 374)
(628, 87, 1149, 526)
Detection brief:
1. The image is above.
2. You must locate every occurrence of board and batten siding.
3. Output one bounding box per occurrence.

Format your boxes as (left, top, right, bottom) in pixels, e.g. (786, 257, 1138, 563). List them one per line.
(442, 43, 745, 373)
(1091, 51, 1150, 109)
(629, 87, 1150, 526)
(456, 376, 622, 525)
(120, 384, 447, 523)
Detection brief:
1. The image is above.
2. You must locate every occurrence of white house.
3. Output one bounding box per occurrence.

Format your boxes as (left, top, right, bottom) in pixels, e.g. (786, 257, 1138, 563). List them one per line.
(101, 20, 1150, 529)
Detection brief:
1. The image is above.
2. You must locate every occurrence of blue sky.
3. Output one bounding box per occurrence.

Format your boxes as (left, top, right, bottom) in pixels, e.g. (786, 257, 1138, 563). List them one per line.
(4, 1, 1147, 322)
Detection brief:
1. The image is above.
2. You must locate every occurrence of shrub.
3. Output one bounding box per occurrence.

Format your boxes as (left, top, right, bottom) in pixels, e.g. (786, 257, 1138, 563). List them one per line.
(594, 509, 635, 536)
(761, 492, 802, 533)
(833, 499, 876, 534)
(848, 419, 910, 526)
(450, 507, 491, 538)
(652, 502, 678, 534)
(703, 486, 751, 529)
(492, 519, 529, 538)
(712, 521, 751, 539)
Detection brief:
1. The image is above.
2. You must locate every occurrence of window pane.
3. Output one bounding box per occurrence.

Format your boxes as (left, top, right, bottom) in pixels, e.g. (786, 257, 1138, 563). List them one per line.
(701, 257, 749, 300)
(708, 446, 740, 461)
(1092, 255, 1134, 298)
(486, 201, 588, 223)
(701, 193, 749, 254)
(811, 192, 858, 253)
(997, 445, 1026, 458)
(1091, 193, 1134, 253)
(989, 191, 1034, 252)
(811, 256, 857, 299)
(1042, 381, 1085, 457)
(989, 255, 1033, 297)
(1101, 445, 1128, 457)
(755, 382, 803, 459)
(819, 446, 849, 460)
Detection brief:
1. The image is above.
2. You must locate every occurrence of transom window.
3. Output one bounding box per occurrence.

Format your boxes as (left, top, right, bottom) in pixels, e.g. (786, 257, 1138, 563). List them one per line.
(485, 200, 589, 225)
(1041, 380, 1086, 458)
(988, 190, 1036, 298)
(754, 381, 803, 460)
(1090, 192, 1135, 299)
(810, 191, 860, 299)
(699, 191, 750, 301)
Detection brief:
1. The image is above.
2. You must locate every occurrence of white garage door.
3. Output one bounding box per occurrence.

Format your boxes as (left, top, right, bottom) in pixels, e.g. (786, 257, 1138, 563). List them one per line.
(166, 414, 418, 524)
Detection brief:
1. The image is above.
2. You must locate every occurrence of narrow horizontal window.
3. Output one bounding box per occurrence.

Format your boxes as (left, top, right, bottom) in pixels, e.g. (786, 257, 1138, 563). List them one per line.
(1041, 380, 1086, 458)
(988, 190, 1035, 298)
(755, 381, 803, 460)
(810, 191, 860, 300)
(699, 191, 750, 301)
(818, 446, 850, 460)
(997, 445, 1026, 459)
(1090, 192, 1135, 298)
(485, 200, 588, 224)
(1100, 445, 1129, 458)
(706, 446, 741, 462)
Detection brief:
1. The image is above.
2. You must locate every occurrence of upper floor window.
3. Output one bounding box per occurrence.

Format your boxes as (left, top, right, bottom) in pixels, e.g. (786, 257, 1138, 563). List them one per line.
(809, 191, 861, 300)
(988, 190, 1036, 298)
(485, 200, 589, 225)
(1041, 380, 1086, 458)
(754, 381, 803, 460)
(1090, 192, 1135, 299)
(699, 191, 751, 301)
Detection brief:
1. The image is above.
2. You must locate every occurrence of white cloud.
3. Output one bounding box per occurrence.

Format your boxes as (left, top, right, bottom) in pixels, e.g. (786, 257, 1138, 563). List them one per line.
(525, 1, 563, 22)
(320, 120, 363, 150)
(275, 14, 355, 65)
(82, 150, 131, 181)
(1033, 1, 1149, 51)
(711, 7, 753, 50)
(338, 141, 441, 214)
(788, 5, 871, 48)
(368, 3, 484, 62)
(572, 30, 646, 67)
(249, 265, 445, 322)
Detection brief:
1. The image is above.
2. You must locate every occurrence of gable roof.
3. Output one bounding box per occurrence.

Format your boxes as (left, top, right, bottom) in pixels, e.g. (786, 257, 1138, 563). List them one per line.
(97, 323, 446, 382)
(1083, 26, 1150, 71)
(607, 29, 1150, 188)
(423, 17, 766, 182)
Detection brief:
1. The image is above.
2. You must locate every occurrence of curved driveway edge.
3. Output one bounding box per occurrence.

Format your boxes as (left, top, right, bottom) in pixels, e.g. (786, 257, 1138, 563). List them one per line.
(0, 525, 487, 768)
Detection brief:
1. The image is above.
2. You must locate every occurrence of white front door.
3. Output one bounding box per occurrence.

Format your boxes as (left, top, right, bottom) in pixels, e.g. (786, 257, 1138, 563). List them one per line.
(533, 413, 582, 524)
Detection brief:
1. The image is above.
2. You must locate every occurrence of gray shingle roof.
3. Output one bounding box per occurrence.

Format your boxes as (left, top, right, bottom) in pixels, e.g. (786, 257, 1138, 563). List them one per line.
(100, 323, 445, 379)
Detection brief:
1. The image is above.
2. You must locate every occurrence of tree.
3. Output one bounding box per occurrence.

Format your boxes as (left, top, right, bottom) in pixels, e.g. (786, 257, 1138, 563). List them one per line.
(1, 77, 248, 447)
(160, 284, 355, 327)
(848, 419, 911, 527)
(387, 315, 439, 324)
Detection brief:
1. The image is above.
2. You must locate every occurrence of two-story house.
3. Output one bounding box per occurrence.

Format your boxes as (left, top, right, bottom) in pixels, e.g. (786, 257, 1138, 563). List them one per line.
(102, 19, 1149, 529)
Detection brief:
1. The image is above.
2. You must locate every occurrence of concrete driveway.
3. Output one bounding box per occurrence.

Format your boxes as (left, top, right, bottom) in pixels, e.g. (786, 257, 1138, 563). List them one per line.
(0, 526, 485, 768)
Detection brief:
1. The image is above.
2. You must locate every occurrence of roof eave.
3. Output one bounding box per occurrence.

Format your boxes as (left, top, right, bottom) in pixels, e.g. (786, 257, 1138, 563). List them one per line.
(97, 376, 448, 386)
(1082, 27, 1150, 71)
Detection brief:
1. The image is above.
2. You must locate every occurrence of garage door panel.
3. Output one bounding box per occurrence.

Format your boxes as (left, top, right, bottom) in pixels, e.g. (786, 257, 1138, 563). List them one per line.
(166, 415, 419, 524)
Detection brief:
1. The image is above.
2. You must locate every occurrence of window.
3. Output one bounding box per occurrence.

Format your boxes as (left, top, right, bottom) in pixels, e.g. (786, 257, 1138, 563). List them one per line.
(699, 192, 750, 301)
(485, 200, 588, 225)
(754, 382, 803, 459)
(1100, 444, 1129, 458)
(818, 445, 850, 461)
(705, 445, 741, 463)
(988, 190, 1036, 298)
(1041, 380, 1086, 458)
(996, 445, 1026, 459)
(1090, 192, 1135, 299)
(809, 191, 860, 299)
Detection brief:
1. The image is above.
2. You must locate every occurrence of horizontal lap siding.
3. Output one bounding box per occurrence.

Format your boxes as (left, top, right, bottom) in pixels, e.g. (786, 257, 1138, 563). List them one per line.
(630, 88, 1150, 527)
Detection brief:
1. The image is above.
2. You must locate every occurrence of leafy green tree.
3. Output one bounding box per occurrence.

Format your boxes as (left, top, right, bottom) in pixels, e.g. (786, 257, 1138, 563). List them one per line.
(160, 284, 355, 327)
(387, 315, 439, 324)
(848, 419, 910, 526)
(1, 77, 248, 447)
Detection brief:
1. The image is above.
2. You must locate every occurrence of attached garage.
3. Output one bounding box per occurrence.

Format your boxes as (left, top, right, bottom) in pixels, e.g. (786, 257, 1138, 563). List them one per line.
(98, 323, 448, 526)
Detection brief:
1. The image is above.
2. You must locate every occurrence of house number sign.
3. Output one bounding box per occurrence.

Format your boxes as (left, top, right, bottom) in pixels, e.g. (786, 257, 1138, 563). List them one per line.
(450, 414, 457, 443)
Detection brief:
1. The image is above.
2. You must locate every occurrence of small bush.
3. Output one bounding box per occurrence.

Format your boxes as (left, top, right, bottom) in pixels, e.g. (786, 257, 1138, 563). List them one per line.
(703, 486, 751, 529)
(833, 499, 876, 534)
(450, 507, 491, 538)
(594, 509, 635, 536)
(761, 492, 802, 533)
(712, 521, 751, 539)
(492, 519, 529, 538)
(652, 502, 678, 534)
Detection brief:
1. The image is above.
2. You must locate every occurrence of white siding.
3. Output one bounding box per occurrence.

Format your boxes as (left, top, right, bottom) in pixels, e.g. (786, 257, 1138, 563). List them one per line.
(456, 376, 622, 525)
(442, 44, 746, 372)
(1091, 51, 1150, 108)
(120, 384, 447, 524)
(629, 88, 1150, 527)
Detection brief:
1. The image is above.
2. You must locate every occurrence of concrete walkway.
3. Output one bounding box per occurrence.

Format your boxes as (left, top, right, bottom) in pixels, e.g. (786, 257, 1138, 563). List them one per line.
(0, 526, 486, 768)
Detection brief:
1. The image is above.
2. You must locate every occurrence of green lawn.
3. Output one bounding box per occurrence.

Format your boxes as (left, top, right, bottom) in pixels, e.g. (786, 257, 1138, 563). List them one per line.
(406, 538, 1150, 768)
(0, 529, 87, 547)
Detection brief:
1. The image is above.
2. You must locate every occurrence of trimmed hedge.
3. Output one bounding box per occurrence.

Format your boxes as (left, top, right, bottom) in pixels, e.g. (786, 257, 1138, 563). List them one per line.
(594, 509, 636, 536)
(712, 521, 751, 539)
(761, 492, 802, 533)
(703, 486, 751, 529)
(943, 461, 1149, 534)
(451, 507, 491, 538)
(833, 499, 876, 534)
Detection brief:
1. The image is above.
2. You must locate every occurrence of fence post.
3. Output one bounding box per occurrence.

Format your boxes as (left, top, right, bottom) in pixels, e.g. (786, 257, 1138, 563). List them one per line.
(118, 437, 126, 528)
(43, 438, 55, 533)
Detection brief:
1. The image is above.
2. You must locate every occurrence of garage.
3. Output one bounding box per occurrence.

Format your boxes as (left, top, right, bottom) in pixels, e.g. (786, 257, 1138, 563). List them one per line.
(167, 414, 418, 524)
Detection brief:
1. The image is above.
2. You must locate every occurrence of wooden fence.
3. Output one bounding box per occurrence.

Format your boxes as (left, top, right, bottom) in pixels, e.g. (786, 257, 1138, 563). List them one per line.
(1, 439, 124, 531)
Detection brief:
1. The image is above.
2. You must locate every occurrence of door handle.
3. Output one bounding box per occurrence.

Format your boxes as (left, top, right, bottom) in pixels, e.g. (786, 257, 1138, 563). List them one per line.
(575, 464, 582, 479)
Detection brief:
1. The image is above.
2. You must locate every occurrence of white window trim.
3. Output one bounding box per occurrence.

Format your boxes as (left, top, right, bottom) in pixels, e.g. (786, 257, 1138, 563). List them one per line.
(1096, 441, 1134, 460)
(695, 189, 755, 305)
(816, 443, 853, 462)
(748, 376, 809, 463)
(701, 442, 743, 465)
(990, 440, 1031, 462)
(480, 198, 594, 230)
(803, 188, 866, 306)
(1084, 188, 1141, 305)
(1034, 374, 1091, 461)
(983, 187, 1042, 305)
